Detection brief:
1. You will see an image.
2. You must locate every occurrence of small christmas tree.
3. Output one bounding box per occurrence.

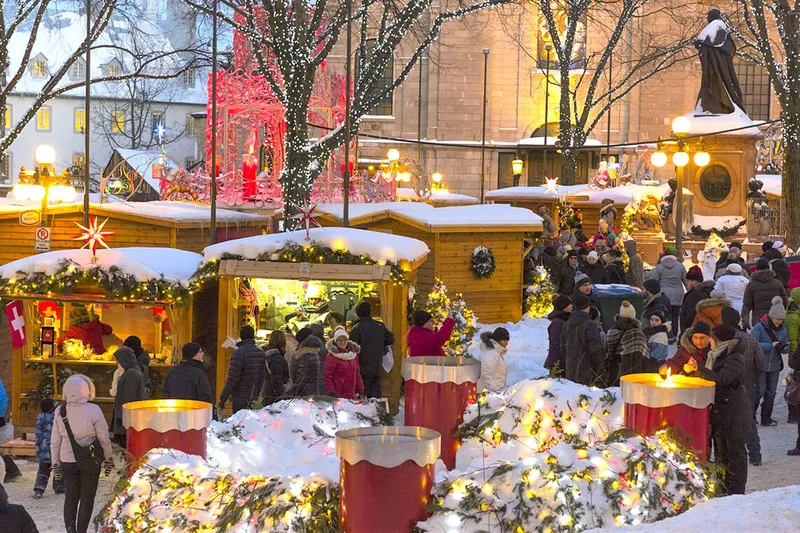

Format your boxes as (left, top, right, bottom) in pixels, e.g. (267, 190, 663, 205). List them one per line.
(525, 266, 556, 318)
(425, 278, 477, 357)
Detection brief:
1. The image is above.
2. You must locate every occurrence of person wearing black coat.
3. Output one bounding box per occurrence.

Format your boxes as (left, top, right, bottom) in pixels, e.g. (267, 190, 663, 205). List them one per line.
(290, 335, 322, 396)
(741, 260, 787, 329)
(539, 246, 561, 283)
(561, 294, 605, 387)
(603, 250, 625, 284)
(579, 251, 608, 286)
(0, 485, 38, 533)
(788, 344, 800, 456)
(163, 343, 214, 404)
(262, 331, 290, 405)
(545, 295, 572, 376)
(642, 279, 671, 327)
(558, 251, 579, 296)
(111, 347, 147, 447)
(685, 324, 751, 495)
(680, 273, 715, 334)
(349, 302, 395, 398)
(219, 326, 267, 413)
(123, 336, 151, 389)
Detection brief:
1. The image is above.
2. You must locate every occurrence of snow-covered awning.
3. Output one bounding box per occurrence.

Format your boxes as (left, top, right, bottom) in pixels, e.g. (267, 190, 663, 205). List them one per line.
(486, 183, 690, 204)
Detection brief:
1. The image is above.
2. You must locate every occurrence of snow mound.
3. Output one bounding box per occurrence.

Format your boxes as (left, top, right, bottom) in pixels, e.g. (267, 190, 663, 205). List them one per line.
(202, 227, 430, 264)
(206, 397, 392, 480)
(589, 484, 800, 532)
(456, 378, 622, 471)
(469, 317, 550, 386)
(419, 433, 713, 532)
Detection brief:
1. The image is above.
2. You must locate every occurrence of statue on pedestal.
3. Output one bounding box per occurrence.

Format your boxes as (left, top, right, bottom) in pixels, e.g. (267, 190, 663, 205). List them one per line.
(695, 8, 745, 115)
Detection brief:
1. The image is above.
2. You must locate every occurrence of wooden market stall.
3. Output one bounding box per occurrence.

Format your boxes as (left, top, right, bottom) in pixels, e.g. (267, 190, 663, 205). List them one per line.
(317, 203, 542, 323)
(0, 199, 269, 265)
(0, 248, 215, 430)
(202, 227, 429, 410)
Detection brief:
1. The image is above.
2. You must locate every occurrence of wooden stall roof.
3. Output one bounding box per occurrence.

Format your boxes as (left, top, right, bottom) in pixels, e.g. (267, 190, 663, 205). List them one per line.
(396, 188, 479, 206)
(317, 202, 543, 233)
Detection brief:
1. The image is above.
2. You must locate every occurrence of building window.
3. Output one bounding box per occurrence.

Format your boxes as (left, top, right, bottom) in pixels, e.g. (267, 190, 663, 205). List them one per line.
(36, 107, 51, 131)
(4, 105, 10, 129)
(74, 108, 85, 133)
(183, 68, 194, 86)
(364, 40, 393, 116)
(33, 59, 47, 77)
(185, 157, 197, 169)
(107, 63, 122, 77)
(734, 58, 770, 121)
(186, 114, 196, 135)
(111, 111, 125, 134)
(152, 113, 165, 131)
(72, 61, 84, 79)
(0, 153, 11, 184)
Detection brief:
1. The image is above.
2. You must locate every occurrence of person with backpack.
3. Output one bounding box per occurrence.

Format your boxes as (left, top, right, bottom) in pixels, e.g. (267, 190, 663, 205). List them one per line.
(110, 347, 147, 448)
(741, 258, 787, 329)
(51, 375, 114, 533)
(263, 330, 290, 405)
(219, 325, 267, 414)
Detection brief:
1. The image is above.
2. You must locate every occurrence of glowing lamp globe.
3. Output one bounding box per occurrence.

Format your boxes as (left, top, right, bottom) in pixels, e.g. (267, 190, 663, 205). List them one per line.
(49, 184, 78, 203)
(387, 148, 400, 162)
(431, 172, 443, 183)
(693, 151, 710, 167)
(34, 144, 57, 166)
(401, 172, 411, 183)
(511, 157, 524, 175)
(650, 151, 667, 168)
(671, 116, 690, 136)
(672, 151, 690, 167)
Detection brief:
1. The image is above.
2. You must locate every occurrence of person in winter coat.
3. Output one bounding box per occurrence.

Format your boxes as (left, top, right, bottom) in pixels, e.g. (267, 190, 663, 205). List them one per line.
(721, 306, 765, 466)
(573, 272, 598, 308)
(0, 485, 38, 533)
(784, 288, 800, 424)
(0, 377, 21, 483)
(693, 289, 732, 329)
(57, 307, 113, 355)
(714, 242, 748, 279)
(323, 328, 364, 399)
(749, 296, 790, 427)
(539, 245, 561, 283)
(34, 398, 64, 498)
(684, 324, 751, 495)
(122, 336, 151, 391)
(603, 249, 625, 284)
(645, 310, 670, 362)
(545, 295, 572, 376)
(659, 322, 712, 377)
(648, 249, 687, 341)
(680, 266, 714, 333)
(605, 301, 652, 386)
(297, 326, 329, 395)
(624, 239, 644, 289)
(51, 375, 114, 533)
(558, 251, 580, 296)
(407, 310, 455, 357)
(764, 241, 791, 289)
(290, 335, 323, 396)
(715, 263, 749, 314)
(742, 259, 788, 329)
(788, 345, 800, 456)
(349, 302, 395, 398)
(478, 327, 510, 392)
(579, 251, 608, 285)
(219, 325, 267, 413)
(561, 294, 605, 387)
(111, 346, 147, 447)
(263, 330, 290, 405)
(163, 343, 214, 404)
(642, 279, 671, 327)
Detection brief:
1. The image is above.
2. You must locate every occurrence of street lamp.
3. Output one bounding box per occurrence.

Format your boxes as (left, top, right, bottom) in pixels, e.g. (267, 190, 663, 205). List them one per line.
(387, 148, 400, 162)
(649, 118, 710, 256)
(511, 156, 524, 186)
(12, 144, 78, 226)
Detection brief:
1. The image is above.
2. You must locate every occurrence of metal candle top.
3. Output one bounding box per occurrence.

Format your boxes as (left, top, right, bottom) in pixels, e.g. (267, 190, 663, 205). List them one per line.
(620, 373, 715, 409)
(402, 356, 481, 384)
(336, 426, 441, 468)
(122, 399, 213, 432)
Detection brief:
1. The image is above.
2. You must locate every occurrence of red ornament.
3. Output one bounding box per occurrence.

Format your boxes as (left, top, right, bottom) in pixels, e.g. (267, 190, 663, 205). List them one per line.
(73, 216, 114, 259)
(289, 202, 321, 240)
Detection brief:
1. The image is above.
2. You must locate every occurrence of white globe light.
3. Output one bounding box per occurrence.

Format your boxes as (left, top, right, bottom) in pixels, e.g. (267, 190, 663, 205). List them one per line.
(34, 144, 57, 166)
(11, 183, 31, 201)
(693, 151, 710, 167)
(49, 185, 77, 203)
(671, 116, 690, 135)
(387, 148, 400, 162)
(432, 172, 443, 183)
(650, 151, 668, 168)
(401, 172, 411, 183)
(672, 151, 690, 167)
(28, 184, 46, 201)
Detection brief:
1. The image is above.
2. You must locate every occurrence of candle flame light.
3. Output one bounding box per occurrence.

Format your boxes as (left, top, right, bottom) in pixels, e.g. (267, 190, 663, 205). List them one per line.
(659, 368, 677, 388)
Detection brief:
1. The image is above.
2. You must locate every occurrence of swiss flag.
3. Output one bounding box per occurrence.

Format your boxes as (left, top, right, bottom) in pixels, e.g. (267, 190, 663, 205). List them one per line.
(6, 300, 26, 349)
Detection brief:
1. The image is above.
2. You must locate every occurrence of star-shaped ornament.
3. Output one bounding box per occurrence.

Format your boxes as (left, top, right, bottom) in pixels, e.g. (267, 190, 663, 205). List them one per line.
(289, 202, 321, 241)
(544, 175, 560, 194)
(73, 216, 114, 262)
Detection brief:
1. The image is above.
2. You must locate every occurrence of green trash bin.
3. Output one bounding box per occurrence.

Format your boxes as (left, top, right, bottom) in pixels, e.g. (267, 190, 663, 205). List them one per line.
(593, 284, 645, 331)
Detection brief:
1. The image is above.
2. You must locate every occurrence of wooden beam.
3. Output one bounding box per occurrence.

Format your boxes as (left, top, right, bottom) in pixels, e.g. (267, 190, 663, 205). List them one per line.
(218, 260, 392, 281)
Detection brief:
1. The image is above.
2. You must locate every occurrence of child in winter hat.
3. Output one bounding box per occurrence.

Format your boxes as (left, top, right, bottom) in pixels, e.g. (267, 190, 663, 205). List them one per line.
(645, 310, 670, 361)
(324, 328, 363, 400)
(618, 300, 637, 320)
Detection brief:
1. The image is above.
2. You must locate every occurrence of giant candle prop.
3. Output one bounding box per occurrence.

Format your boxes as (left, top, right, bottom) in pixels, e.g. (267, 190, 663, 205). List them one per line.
(336, 426, 440, 533)
(123, 400, 212, 463)
(403, 356, 481, 469)
(621, 373, 715, 460)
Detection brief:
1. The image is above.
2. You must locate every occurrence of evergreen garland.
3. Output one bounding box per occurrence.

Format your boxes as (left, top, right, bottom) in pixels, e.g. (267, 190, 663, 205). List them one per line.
(470, 246, 496, 279)
(690, 219, 747, 239)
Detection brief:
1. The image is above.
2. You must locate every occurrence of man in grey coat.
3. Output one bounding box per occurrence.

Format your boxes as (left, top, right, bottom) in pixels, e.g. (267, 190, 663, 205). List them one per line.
(648, 248, 686, 342)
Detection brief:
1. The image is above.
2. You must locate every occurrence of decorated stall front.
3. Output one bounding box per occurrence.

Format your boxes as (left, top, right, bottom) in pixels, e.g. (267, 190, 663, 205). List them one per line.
(317, 203, 542, 323)
(0, 247, 212, 429)
(0, 199, 269, 265)
(200, 227, 429, 409)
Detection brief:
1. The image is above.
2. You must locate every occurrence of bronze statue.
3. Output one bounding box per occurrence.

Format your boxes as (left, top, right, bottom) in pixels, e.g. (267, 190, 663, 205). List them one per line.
(695, 8, 745, 115)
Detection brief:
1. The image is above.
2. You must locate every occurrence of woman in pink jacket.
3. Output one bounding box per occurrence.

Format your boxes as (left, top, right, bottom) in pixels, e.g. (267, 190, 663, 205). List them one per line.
(406, 310, 455, 357)
(324, 328, 364, 399)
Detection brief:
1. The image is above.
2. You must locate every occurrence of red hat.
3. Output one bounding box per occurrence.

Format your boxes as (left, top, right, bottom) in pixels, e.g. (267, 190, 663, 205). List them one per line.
(686, 265, 704, 282)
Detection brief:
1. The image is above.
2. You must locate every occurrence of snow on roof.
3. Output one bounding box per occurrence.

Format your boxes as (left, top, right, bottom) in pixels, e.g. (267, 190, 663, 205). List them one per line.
(487, 184, 692, 205)
(756, 174, 781, 197)
(0, 247, 202, 284)
(315, 201, 434, 222)
(94, 201, 269, 224)
(114, 149, 180, 191)
(517, 136, 603, 147)
(486, 184, 589, 201)
(679, 105, 762, 137)
(395, 188, 479, 205)
(393, 204, 542, 230)
(202, 227, 430, 264)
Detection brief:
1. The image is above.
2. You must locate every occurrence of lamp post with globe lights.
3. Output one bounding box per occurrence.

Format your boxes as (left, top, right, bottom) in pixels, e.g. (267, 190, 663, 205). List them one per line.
(649, 117, 710, 257)
(12, 145, 78, 227)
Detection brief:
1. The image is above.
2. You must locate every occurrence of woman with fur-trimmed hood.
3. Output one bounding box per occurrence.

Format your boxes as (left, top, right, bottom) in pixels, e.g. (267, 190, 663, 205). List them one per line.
(478, 328, 510, 392)
(323, 328, 363, 400)
(692, 288, 732, 329)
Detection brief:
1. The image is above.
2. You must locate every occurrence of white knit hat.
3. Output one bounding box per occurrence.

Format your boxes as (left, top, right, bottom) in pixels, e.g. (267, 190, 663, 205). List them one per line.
(769, 296, 787, 320)
(619, 300, 636, 320)
(333, 327, 349, 340)
(773, 241, 787, 255)
(588, 251, 599, 260)
(727, 263, 743, 274)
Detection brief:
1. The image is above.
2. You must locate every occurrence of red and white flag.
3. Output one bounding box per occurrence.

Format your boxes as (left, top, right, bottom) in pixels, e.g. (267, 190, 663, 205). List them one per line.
(5, 300, 26, 349)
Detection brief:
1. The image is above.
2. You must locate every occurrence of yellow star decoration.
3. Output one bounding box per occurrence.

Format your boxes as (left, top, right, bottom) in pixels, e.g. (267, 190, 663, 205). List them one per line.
(73, 216, 114, 259)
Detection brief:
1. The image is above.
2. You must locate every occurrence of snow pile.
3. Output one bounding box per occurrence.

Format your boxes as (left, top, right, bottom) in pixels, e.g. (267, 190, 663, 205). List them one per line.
(590, 484, 800, 532)
(417, 433, 713, 532)
(469, 317, 551, 385)
(99, 451, 339, 532)
(202, 227, 430, 264)
(206, 397, 392, 480)
(455, 379, 622, 471)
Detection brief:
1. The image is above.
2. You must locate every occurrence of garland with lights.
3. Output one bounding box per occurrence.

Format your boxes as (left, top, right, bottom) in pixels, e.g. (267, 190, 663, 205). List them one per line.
(0, 260, 192, 304)
(470, 246, 496, 279)
(425, 279, 477, 357)
(525, 266, 556, 318)
(690, 219, 747, 239)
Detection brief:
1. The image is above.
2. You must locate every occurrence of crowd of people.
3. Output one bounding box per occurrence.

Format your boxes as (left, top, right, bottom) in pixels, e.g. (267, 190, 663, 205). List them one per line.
(542, 236, 800, 496)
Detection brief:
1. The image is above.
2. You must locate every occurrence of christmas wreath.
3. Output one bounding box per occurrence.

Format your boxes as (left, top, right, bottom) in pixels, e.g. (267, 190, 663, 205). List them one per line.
(471, 246, 496, 279)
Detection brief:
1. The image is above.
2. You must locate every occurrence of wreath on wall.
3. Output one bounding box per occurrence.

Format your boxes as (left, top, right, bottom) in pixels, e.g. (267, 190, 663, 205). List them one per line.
(471, 246, 496, 279)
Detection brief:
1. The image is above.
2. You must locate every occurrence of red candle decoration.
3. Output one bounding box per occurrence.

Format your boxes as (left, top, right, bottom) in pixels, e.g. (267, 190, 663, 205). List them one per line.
(620, 373, 715, 460)
(403, 356, 481, 470)
(336, 426, 440, 533)
(242, 130, 259, 199)
(122, 400, 213, 471)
